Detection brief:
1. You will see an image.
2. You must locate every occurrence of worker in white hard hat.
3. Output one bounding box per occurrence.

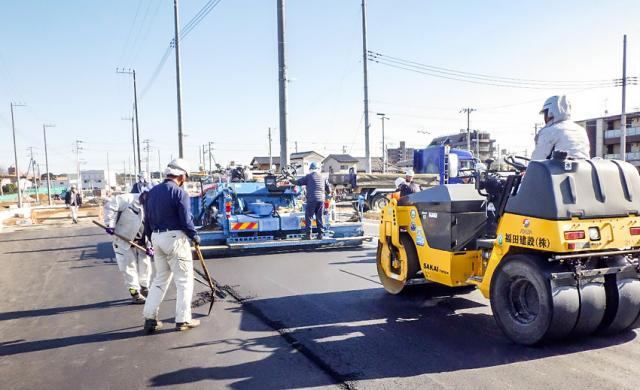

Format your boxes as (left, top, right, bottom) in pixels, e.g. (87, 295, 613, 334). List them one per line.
(131, 171, 152, 194)
(64, 184, 82, 223)
(142, 158, 201, 333)
(103, 191, 152, 304)
(398, 169, 421, 197)
(531, 95, 590, 160)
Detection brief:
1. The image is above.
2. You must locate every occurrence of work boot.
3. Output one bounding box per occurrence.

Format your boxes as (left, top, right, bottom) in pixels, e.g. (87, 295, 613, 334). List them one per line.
(304, 230, 312, 240)
(143, 318, 163, 334)
(129, 288, 146, 304)
(175, 319, 201, 332)
(317, 231, 324, 240)
(140, 286, 149, 297)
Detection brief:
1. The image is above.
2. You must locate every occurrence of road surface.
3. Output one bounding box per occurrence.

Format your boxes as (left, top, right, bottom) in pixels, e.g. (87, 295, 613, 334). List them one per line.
(1, 224, 639, 389)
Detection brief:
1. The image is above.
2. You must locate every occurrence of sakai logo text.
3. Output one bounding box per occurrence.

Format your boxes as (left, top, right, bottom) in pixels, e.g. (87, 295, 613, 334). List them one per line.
(424, 263, 439, 272)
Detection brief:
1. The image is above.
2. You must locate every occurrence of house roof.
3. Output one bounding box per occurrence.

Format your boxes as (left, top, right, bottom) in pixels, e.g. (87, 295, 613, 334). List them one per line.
(323, 154, 359, 163)
(250, 156, 281, 165)
(290, 151, 324, 160)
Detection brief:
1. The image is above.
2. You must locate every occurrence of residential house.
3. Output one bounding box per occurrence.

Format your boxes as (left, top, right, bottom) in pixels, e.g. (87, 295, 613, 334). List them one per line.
(249, 156, 281, 171)
(355, 157, 384, 173)
(290, 151, 325, 174)
(322, 154, 359, 174)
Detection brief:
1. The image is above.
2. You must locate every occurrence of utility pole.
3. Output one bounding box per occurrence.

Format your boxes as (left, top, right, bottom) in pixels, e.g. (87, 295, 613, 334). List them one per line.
(208, 141, 214, 173)
(74, 140, 83, 192)
(106, 152, 111, 195)
(10, 102, 25, 208)
(295, 141, 298, 153)
(377, 113, 388, 173)
(342, 145, 347, 154)
(361, 0, 371, 173)
(143, 139, 152, 174)
(277, 0, 289, 168)
(268, 127, 273, 168)
(122, 116, 136, 174)
(173, 0, 185, 158)
(621, 34, 627, 161)
(460, 108, 476, 153)
(42, 124, 55, 206)
(202, 145, 206, 171)
(27, 147, 39, 204)
(117, 69, 142, 171)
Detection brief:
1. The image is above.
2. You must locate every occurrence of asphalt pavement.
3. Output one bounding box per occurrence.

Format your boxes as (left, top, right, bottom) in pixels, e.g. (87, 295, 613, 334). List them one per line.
(1, 223, 640, 389)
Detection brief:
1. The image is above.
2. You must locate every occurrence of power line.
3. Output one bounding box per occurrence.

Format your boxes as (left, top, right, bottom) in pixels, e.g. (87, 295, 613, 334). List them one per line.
(367, 51, 637, 89)
(140, 0, 224, 97)
(368, 51, 623, 85)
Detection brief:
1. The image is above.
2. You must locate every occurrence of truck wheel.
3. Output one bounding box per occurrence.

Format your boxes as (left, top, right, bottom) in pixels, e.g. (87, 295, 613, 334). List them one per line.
(376, 234, 420, 295)
(598, 274, 640, 334)
(370, 194, 389, 212)
(490, 254, 579, 345)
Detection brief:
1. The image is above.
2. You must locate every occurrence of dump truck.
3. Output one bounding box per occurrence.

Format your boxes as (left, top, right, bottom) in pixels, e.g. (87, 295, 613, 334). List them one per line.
(194, 167, 369, 255)
(330, 145, 474, 211)
(377, 151, 640, 345)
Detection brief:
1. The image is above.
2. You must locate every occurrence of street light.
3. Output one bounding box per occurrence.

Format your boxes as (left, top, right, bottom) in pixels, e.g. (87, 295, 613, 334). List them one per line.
(377, 113, 389, 173)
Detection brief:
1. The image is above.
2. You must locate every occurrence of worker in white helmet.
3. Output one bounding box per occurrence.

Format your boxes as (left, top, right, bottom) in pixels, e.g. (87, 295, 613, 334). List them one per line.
(142, 158, 201, 333)
(398, 169, 421, 197)
(531, 95, 590, 160)
(131, 171, 152, 193)
(103, 191, 152, 304)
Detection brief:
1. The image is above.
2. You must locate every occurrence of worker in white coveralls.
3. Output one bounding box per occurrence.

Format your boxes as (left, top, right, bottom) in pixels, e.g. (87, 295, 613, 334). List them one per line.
(531, 95, 590, 160)
(142, 158, 201, 334)
(103, 191, 152, 304)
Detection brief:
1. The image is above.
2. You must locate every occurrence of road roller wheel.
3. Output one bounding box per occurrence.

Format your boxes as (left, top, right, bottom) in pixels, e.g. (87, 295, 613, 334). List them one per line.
(490, 254, 579, 345)
(376, 234, 420, 295)
(572, 278, 606, 336)
(598, 274, 640, 334)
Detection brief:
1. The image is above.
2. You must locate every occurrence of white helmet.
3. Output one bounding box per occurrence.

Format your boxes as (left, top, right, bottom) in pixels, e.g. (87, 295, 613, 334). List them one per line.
(137, 171, 147, 180)
(165, 158, 191, 178)
(405, 169, 415, 177)
(539, 95, 571, 124)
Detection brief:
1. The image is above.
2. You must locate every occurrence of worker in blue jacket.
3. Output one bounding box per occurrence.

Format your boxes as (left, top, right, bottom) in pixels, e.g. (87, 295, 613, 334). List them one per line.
(292, 162, 331, 239)
(142, 158, 201, 334)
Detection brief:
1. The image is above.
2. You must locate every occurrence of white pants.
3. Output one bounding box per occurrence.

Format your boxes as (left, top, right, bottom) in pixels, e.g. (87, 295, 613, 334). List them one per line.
(69, 206, 78, 221)
(143, 230, 194, 323)
(113, 238, 152, 291)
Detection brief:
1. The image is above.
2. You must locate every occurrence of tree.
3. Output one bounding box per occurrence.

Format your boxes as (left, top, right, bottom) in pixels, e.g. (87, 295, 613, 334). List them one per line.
(2, 183, 17, 194)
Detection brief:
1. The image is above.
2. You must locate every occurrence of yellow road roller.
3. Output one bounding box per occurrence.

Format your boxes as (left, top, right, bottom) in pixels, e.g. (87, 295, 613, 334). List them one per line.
(377, 151, 640, 345)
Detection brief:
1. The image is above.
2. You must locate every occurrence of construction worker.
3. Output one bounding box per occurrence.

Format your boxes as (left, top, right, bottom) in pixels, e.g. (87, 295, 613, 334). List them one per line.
(292, 162, 331, 239)
(131, 171, 152, 193)
(142, 158, 201, 333)
(398, 169, 421, 197)
(531, 95, 590, 160)
(64, 184, 82, 223)
(103, 191, 152, 304)
(390, 177, 405, 201)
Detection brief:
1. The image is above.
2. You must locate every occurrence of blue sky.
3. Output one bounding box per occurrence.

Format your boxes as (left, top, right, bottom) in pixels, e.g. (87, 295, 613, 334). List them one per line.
(1, 0, 639, 175)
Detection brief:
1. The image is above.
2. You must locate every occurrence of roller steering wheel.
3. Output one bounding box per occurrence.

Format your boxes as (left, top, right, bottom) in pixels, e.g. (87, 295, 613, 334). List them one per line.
(504, 155, 528, 172)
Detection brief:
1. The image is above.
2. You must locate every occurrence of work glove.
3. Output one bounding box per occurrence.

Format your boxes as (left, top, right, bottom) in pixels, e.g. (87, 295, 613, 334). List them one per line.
(145, 247, 155, 257)
(105, 227, 115, 235)
(192, 235, 201, 246)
